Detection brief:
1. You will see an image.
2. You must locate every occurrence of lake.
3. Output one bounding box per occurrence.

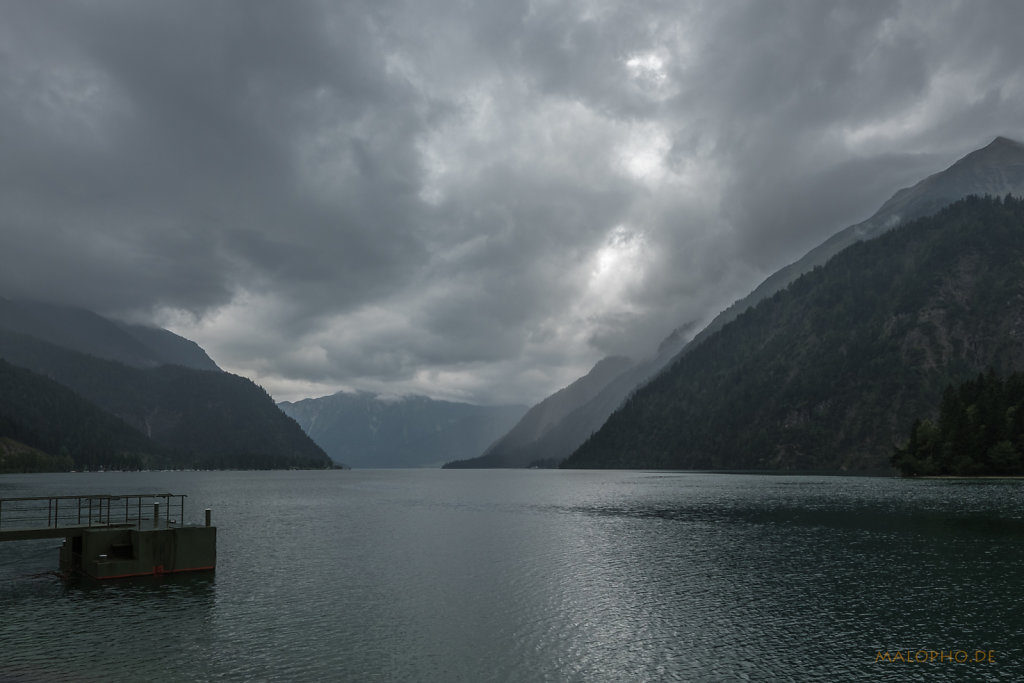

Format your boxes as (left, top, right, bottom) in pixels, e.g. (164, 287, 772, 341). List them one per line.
(1, 470, 1022, 681)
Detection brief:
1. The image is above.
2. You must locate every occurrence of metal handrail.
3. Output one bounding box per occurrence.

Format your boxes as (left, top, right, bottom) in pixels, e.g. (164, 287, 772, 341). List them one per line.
(0, 493, 187, 532)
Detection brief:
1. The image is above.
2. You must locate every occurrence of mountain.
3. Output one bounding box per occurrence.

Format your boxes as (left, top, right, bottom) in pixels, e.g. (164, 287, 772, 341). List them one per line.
(483, 136, 1024, 468)
(564, 195, 1024, 471)
(688, 136, 1024, 350)
(116, 322, 221, 371)
(0, 298, 220, 371)
(443, 355, 634, 467)
(0, 302, 331, 470)
(279, 391, 526, 468)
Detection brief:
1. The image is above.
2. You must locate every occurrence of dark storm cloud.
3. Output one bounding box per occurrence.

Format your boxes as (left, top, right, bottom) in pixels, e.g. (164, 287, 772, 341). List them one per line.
(1, 0, 427, 309)
(688, 1, 1024, 269)
(2, 0, 1024, 404)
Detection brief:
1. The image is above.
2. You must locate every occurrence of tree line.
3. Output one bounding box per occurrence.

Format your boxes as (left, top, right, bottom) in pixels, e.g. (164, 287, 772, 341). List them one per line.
(892, 370, 1024, 476)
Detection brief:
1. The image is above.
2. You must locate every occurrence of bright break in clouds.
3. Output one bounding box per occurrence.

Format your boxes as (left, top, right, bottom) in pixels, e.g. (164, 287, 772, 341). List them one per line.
(2, 0, 1024, 405)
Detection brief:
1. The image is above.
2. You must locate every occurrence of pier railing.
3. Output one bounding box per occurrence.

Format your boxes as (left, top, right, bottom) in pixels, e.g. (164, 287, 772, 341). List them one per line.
(0, 493, 186, 537)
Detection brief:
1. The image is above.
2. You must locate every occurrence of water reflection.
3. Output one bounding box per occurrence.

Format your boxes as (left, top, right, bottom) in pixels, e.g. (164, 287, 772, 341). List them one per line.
(2, 470, 1023, 681)
(551, 477, 1024, 681)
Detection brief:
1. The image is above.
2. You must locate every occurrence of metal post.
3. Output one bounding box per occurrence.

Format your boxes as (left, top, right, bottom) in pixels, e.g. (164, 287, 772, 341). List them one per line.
(153, 502, 160, 528)
(205, 509, 211, 527)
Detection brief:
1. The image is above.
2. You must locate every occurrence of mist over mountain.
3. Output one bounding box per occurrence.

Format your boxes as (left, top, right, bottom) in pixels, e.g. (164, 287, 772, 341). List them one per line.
(7, 138, 1024, 473)
(565, 195, 1024, 470)
(688, 136, 1024, 350)
(444, 355, 634, 468)
(0, 298, 219, 371)
(480, 137, 1024, 468)
(279, 391, 526, 468)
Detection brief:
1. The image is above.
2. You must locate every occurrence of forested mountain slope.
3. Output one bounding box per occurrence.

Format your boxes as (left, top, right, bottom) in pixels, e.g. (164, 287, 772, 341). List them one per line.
(0, 329, 331, 469)
(0, 358, 162, 472)
(565, 196, 1024, 471)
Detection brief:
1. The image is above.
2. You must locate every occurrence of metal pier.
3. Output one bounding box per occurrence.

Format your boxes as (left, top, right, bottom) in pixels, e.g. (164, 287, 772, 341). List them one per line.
(0, 493, 185, 542)
(0, 493, 215, 579)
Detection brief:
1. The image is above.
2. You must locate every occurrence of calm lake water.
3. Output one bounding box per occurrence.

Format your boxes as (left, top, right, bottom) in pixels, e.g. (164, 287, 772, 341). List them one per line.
(1, 470, 1023, 682)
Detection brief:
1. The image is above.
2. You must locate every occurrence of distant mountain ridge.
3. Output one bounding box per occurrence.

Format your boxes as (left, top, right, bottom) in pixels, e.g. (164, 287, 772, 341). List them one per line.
(477, 136, 1024, 468)
(280, 391, 526, 468)
(444, 356, 633, 467)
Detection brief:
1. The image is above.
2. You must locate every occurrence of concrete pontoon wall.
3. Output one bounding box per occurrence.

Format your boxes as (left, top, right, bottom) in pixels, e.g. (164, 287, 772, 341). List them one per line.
(61, 526, 216, 579)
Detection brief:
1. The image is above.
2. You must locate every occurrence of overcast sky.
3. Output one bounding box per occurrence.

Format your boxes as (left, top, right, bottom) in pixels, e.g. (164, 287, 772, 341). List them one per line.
(2, 1, 1024, 405)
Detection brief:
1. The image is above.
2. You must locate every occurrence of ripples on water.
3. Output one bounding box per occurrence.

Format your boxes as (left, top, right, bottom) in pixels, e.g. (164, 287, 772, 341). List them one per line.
(2, 470, 1023, 681)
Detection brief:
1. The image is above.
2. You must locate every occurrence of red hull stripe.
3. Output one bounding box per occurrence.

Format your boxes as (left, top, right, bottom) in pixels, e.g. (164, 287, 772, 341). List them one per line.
(86, 566, 216, 580)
